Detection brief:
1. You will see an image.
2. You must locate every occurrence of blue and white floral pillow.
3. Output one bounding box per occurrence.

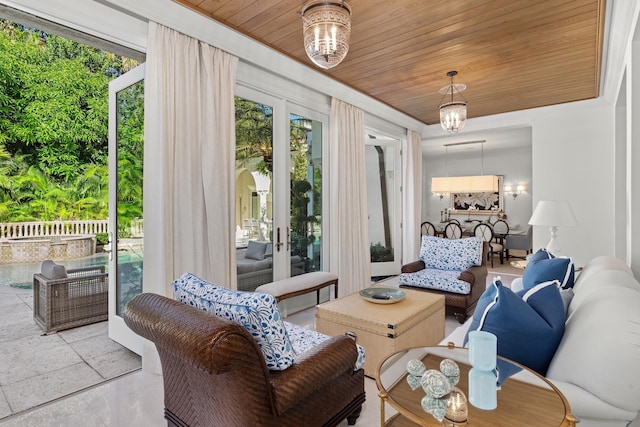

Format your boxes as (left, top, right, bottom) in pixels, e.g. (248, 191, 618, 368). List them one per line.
(173, 272, 295, 371)
(284, 322, 366, 371)
(419, 235, 483, 271)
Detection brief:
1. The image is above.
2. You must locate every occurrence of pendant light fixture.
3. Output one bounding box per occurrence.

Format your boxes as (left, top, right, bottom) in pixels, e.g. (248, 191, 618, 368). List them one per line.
(431, 141, 499, 194)
(439, 71, 468, 134)
(300, 0, 352, 69)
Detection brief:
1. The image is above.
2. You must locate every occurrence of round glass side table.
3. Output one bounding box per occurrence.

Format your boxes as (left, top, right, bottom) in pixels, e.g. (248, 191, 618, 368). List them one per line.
(375, 345, 577, 427)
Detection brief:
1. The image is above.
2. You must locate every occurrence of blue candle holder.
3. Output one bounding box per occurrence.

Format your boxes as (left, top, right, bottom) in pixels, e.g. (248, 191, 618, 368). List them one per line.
(468, 330, 497, 371)
(468, 368, 497, 410)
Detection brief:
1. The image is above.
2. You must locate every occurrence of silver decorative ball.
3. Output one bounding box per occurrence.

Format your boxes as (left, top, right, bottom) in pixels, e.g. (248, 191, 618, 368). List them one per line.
(406, 359, 426, 376)
(420, 369, 452, 398)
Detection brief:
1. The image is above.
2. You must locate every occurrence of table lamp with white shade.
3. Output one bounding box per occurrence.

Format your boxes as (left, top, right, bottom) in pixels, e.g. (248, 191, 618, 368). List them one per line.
(528, 200, 578, 254)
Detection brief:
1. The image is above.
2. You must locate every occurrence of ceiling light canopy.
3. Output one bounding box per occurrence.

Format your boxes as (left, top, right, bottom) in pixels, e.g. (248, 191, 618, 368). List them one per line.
(439, 71, 468, 134)
(300, 0, 352, 70)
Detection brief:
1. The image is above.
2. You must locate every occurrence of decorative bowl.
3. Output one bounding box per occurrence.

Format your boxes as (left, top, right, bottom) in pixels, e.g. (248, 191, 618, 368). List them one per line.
(358, 287, 405, 304)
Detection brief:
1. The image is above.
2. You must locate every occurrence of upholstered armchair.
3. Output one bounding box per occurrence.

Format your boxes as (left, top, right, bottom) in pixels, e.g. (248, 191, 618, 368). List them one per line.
(399, 236, 488, 323)
(123, 274, 366, 427)
(504, 226, 533, 259)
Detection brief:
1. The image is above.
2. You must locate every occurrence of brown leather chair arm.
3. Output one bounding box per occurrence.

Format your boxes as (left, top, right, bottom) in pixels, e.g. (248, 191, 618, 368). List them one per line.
(124, 293, 269, 374)
(269, 335, 358, 415)
(401, 260, 426, 273)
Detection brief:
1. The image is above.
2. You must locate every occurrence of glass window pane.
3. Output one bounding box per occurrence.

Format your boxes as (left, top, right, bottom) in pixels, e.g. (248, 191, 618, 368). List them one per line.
(290, 113, 322, 274)
(235, 97, 273, 290)
(115, 80, 144, 316)
(366, 144, 395, 264)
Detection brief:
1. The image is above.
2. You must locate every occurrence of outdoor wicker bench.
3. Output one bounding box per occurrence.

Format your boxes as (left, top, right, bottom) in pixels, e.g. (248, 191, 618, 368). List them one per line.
(33, 265, 108, 334)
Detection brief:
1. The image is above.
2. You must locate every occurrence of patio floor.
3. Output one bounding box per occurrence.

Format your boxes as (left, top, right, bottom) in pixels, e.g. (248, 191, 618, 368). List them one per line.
(0, 266, 141, 420)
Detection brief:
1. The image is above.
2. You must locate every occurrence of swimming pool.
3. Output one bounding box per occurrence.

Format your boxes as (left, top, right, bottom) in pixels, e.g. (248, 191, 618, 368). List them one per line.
(1, 251, 143, 289)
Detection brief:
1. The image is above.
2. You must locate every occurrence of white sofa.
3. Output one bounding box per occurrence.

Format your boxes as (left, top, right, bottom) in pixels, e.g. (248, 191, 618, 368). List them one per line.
(444, 256, 640, 426)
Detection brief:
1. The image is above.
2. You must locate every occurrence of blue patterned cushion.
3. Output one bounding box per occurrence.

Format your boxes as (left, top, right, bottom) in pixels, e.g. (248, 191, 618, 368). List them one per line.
(284, 322, 366, 371)
(173, 273, 295, 371)
(398, 269, 471, 294)
(464, 278, 565, 378)
(419, 235, 483, 271)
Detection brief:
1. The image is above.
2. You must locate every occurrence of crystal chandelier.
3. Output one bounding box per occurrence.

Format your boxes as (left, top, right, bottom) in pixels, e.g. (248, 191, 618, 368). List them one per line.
(439, 71, 468, 133)
(300, 0, 352, 69)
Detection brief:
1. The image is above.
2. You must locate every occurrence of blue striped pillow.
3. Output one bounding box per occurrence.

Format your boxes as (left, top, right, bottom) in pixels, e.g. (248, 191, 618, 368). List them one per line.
(523, 256, 575, 289)
(465, 278, 565, 379)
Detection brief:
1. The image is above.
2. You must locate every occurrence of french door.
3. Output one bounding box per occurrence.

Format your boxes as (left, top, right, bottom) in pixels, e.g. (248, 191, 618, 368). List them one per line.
(235, 86, 326, 291)
(366, 134, 402, 277)
(107, 64, 145, 354)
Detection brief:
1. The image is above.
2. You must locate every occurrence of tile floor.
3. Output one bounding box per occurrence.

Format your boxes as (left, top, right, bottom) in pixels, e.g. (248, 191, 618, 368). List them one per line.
(2, 262, 637, 426)
(0, 283, 141, 421)
(0, 261, 505, 425)
(0, 301, 413, 427)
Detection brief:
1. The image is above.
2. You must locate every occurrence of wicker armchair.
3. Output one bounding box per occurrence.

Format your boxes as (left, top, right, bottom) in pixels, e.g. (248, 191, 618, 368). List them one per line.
(33, 263, 108, 333)
(123, 293, 366, 427)
(399, 240, 488, 324)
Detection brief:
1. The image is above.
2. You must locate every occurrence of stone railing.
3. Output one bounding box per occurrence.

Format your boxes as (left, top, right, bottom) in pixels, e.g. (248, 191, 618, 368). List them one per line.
(0, 220, 109, 239)
(0, 220, 110, 264)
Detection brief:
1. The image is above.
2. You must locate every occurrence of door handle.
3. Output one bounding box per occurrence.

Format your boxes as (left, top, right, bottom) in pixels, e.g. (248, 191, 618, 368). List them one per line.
(275, 227, 283, 252)
(287, 227, 291, 251)
(104, 231, 114, 261)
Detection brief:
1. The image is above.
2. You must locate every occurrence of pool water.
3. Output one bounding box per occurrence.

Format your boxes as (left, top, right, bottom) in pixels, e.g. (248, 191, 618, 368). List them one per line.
(1, 251, 142, 289)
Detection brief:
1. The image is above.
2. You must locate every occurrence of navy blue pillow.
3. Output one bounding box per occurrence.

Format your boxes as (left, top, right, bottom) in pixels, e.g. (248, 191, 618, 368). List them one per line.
(464, 279, 565, 378)
(523, 257, 575, 289)
(529, 248, 555, 262)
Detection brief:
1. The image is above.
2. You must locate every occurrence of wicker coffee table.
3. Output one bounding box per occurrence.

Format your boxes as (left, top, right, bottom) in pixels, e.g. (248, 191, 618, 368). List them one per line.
(315, 288, 445, 377)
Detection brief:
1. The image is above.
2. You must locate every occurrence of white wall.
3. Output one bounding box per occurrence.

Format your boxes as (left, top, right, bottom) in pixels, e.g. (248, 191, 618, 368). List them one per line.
(530, 103, 615, 266)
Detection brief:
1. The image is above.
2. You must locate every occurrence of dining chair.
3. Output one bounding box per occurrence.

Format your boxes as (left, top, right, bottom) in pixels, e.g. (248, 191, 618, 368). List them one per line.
(473, 223, 504, 267)
(492, 219, 509, 236)
(449, 218, 461, 225)
(420, 221, 437, 237)
(443, 222, 463, 239)
(492, 220, 510, 247)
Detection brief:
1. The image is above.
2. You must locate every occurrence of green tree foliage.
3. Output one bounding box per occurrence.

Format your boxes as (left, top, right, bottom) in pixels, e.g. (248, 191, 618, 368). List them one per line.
(235, 97, 273, 174)
(115, 80, 144, 235)
(0, 20, 139, 222)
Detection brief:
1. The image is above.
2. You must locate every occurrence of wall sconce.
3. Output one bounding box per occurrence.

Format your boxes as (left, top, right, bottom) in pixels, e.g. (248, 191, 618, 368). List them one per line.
(504, 184, 525, 199)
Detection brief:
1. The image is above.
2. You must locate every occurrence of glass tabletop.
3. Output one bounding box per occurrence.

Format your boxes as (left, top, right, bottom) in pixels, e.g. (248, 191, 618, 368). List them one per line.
(376, 346, 575, 427)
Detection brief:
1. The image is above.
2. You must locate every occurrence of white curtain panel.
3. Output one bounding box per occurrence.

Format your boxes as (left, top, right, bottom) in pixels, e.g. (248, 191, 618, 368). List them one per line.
(143, 22, 238, 297)
(329, 98, 371, 296)
(402, 130, 423, 263)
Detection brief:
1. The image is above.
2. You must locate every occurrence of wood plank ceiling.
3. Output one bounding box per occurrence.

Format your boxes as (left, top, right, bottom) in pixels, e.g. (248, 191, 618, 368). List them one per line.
(175, 0, 606, 126)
